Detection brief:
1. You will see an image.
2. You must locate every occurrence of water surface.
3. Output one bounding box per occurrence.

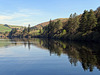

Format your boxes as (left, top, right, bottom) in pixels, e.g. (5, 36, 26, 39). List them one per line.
(0, 38, 100, 75)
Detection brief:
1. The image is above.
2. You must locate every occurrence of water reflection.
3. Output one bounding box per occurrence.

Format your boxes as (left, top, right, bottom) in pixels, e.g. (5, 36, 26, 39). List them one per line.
(0, 38, 100, 72)
(34, 39, 100, 72)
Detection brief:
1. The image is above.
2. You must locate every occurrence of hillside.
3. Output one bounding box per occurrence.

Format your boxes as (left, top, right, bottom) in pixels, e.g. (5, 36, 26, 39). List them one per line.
(31, 18, 68, 30)
(0, 24, 23, 33)
(0, 24, 11, 33)
(0, 18, 68, 33)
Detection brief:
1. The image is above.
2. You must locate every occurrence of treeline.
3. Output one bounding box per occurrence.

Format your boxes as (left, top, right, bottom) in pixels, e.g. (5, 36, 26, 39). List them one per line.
(39, 7, 100, 42)
(8, 24, 42, 38)
(9, 24, 31, 38)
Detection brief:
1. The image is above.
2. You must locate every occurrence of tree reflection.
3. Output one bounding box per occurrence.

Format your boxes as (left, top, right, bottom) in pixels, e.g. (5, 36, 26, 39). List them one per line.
(1, 38, 100, 72)
(30, 38, 100, 72)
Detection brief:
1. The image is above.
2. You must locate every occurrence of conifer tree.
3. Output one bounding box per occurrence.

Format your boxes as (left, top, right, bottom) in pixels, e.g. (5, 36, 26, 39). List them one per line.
(87, 9, 97, 31)
(54, 20, 63, 33)
(95, 7, 100, 32)
(79, 10, 88, 32)
(28, 24, 31, 33)
(23, 27, 27, 33)
(66, 13, 80, 34)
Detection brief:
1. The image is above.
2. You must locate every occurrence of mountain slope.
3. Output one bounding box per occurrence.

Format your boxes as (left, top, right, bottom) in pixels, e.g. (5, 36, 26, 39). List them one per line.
(31, 18, 68, 30)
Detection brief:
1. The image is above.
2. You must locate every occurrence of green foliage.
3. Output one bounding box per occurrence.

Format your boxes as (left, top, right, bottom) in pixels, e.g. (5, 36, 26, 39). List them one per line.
(96, 7, 100, 24)
(23, 27, 27, 33)
(55, 20, 63, 31)
(87, 9, 97, 31)
(28, 24, 31, 33)
(39, 29, 43, 34)
(62, 29, 66, 35)
(79, 9, 97, 32)
(42, 19, 64, 38)
(12, 28, 17, 34)
(95, 7, 100, 32)
(40, 7, 100, 42)
(65, 13, 80, 34)
(79, 10, 88, 32)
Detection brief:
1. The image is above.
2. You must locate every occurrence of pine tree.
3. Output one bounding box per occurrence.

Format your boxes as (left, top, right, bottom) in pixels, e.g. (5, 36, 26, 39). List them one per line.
(65, 14, 73, 33)
(51, 21, 56, 33)
(56, 20, 63, 30)
(23, 27, 27, 33)
(73, 13, 80, 33)
(95, 7, 100, 32)
(28, 24, 31, 33)
(96, 7, 100, 24)
(54, 20, 63, 33)
(79, 10, 88, 32)
(66, 13, 80, 34)
(48, 19, 52, 33)
(12, 28, 17, 33)
(87, 9, 97, 31)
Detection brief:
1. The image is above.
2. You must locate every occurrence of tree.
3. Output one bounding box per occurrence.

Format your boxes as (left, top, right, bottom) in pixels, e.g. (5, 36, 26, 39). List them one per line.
(65, 14, 73, 33)
(9, 28, 17, 36)
(73, 13, 80, 33)
(95, 7, 100, 32)
(79, 10, 88, 32)
(12, 28, 17, 34)
(96, 7, 100, 24)
(42, 19, 53, 37)
(65, 13, 80, 34)
(28, 24, 31, 33)
(55, 20, 63, 30)
(39, 29, 43, 34)
(23, 27, 27, 33)
(47, 20, 55, 36)
(47, 19, 52, 34)
(50, 21, 56, 33)
(87, 9, 97, 31)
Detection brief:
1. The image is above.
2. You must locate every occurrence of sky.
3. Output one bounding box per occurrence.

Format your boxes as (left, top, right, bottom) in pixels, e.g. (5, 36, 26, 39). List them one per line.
(0, 0, 100, 26)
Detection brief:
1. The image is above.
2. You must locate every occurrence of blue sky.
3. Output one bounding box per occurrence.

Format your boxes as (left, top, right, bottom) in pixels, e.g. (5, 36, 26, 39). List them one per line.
(0, 0, 100, 26)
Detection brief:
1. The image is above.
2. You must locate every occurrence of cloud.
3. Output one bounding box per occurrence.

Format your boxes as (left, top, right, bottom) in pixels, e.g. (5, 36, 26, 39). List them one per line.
(0, 15, 13, 20)
(0, 9, 40, 20)
(0, 9, 44, 26)
(19, 9, 42, 15)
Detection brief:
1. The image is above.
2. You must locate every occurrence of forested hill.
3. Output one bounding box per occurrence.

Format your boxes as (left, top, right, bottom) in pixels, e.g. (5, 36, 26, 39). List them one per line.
(35, 7, 100, 42)
(31, 18, 68, 30)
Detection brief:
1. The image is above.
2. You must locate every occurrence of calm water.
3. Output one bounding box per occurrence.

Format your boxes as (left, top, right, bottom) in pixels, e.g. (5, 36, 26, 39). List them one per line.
(0, 38, 100, 75)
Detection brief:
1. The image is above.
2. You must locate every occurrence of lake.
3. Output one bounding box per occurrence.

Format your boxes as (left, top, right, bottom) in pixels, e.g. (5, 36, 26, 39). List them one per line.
(0, 38, 100, 75)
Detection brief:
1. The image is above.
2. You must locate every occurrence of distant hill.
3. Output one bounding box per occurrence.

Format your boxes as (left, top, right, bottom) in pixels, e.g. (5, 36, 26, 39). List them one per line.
(31, 18, 68, 30)
(0, 18, 68, 33)
(0, 24, 11, 33)
(0, 24, 23, 33)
